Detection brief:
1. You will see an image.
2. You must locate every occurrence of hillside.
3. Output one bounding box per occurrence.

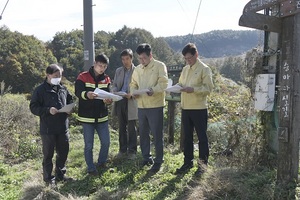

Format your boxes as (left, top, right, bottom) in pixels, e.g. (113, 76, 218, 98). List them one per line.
(0, 72, 280, 199)
(164, 30, 262, 58)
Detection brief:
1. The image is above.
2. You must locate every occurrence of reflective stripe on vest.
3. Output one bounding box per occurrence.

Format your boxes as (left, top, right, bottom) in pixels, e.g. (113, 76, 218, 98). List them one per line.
(77, 116, 108, 123)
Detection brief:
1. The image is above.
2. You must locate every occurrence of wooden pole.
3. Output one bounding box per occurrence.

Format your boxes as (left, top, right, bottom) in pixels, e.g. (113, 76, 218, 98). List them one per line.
(83, 0, 95, 71)
(277, 11, 300, 187)
(167, 101, 175, 144)
(239, 0, 300, 198)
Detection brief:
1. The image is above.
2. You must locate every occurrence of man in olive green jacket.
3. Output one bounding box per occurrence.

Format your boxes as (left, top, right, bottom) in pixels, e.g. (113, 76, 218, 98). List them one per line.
(176, 43, 213, 175)
(130, 43, 168, 173)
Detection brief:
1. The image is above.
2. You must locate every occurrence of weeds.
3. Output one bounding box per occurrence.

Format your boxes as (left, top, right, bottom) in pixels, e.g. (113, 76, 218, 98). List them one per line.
(0, 75, 287, 199)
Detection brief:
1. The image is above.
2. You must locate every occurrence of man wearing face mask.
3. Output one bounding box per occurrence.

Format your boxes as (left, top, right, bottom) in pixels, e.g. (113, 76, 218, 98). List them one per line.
(30, 64, 74, 186)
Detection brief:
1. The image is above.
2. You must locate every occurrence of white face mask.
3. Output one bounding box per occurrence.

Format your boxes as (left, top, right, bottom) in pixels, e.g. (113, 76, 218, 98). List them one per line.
(50, 77, 61, 85)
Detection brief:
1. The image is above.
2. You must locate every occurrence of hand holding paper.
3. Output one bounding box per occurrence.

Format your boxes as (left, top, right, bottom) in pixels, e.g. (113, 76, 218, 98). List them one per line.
(165, 84, 182, 93)
(114, 91, 127, 96)
(132, 89, 150, 96)
(94, 88, 123, 101)
(58, 102, 76, 113)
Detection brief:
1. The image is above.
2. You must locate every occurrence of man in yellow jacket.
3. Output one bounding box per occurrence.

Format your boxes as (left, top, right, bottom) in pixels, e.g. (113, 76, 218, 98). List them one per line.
(130, 43, 168, 173)
(176, 43, 214, 175)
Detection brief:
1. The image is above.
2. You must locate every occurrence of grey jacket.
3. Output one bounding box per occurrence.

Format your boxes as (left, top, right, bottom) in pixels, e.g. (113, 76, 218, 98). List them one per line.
(111, 65, 138, 120)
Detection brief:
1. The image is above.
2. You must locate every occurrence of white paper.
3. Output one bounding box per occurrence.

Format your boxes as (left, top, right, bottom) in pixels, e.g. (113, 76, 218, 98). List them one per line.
(58, 102, 76, 113)
(168, 79, 173, 88)
(94, 88, 123, 101)
(132, 88, 150, 95)
(114, 91, 127, 96)
(165, 84, 182, 93)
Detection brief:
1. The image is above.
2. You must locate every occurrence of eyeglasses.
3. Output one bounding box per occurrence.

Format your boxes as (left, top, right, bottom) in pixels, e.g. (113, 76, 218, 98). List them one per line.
(184, 54, 195, 61)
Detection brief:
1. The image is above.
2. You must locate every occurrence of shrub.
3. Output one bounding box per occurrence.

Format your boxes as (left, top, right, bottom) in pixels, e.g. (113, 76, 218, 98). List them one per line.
(208, 74, 273, 169)
(0, 93, 41, 160)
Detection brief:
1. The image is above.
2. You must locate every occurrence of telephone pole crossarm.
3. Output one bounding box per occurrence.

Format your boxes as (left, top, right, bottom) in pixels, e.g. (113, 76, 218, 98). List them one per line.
(239, 0, 300, 32)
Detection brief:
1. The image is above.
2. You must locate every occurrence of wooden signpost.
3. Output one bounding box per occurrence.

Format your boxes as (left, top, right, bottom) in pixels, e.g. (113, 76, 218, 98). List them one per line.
(240, 0, 300, 197)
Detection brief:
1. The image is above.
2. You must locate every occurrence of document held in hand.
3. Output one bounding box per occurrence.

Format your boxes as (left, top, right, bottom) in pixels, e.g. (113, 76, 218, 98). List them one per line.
(58, 102, 76, 113)
(165, 84, 182, 93)
(132, 88, 150, 95)
(94, 88, 123, 101)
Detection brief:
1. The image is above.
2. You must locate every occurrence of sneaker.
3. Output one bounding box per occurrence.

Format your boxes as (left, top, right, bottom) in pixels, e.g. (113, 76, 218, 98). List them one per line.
(142, 158, 154, 167)
(127, 153, 136, 160)
(149, 163, 161, 173)
(175, 163, 193, 174)
(88, 170, 98, 176)
(56, 175, 74, 182)
(45, 177, 56, 188)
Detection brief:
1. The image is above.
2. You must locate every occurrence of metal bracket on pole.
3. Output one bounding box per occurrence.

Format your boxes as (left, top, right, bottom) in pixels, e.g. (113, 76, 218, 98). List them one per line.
(280, 0, 300, 17)
(278, 127, 288, 142)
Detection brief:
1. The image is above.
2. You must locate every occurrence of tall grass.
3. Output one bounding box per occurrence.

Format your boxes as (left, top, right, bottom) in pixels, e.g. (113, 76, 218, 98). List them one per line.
(0, 75, 286, 199)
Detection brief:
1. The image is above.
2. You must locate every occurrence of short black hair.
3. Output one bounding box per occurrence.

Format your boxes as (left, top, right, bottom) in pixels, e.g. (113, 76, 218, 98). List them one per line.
(46, 64, 63, 75)
(182, 43, 197, 56)
(95, 53, 109, 65)
(120, 49, 133, 58)
(136, 43, 152, 56)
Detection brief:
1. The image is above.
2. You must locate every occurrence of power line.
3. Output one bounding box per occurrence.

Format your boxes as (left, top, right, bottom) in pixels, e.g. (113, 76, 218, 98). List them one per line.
(190, 0, 203, 42)
(0, 0, 10, 20)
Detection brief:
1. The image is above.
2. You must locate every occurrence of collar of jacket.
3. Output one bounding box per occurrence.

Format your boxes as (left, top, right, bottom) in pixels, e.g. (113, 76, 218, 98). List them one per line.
(43, 80, 63, 92)
(89, 66, 105, 81)
(141, 58, 155, 69)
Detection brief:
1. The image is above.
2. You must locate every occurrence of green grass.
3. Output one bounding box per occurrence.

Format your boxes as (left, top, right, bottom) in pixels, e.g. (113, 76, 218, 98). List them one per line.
(0, 125, 285, 200)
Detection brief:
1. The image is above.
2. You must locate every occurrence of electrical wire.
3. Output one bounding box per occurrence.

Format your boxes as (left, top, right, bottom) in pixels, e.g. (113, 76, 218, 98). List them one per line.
(0, 0, 10, 20)
(190, 0, 203, 42)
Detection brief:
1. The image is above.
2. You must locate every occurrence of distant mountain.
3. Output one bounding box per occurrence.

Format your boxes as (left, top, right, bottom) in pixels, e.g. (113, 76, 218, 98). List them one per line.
(164, 30, 262, 58)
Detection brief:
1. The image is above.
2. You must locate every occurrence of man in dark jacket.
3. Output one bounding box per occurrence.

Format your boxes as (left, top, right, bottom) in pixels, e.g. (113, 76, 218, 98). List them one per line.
(75, 53, 112, 176)
(30, 64, 73, 185)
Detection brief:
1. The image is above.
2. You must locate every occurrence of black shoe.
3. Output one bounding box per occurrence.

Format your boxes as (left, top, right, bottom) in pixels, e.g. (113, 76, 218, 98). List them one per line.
(142, 158, 154, 167)
(175, 163, 193, 174)
(88, 170, 98, 176)
(96, 162, 108, 169)
(149, 163, 161, 173)
(195, 163, 207, 176)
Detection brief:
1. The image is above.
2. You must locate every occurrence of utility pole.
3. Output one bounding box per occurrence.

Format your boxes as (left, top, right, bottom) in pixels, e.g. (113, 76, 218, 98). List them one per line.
(83, 0, 95, 71)
(240, 0, 300, 198)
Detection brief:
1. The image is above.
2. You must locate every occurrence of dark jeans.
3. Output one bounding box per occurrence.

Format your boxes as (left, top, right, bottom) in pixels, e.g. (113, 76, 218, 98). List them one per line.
(41, 133, 69, 182)
(138, 107, 164, 164)
(182, 109, 209, 165)
(117, 98, 137, 154)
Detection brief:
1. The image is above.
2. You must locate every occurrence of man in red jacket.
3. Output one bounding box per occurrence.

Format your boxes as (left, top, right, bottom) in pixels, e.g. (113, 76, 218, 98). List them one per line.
(75, 53, 112, 176)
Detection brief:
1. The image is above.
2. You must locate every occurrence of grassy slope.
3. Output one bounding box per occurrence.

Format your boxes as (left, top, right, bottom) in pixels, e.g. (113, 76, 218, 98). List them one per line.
(0, 125, 278, 200)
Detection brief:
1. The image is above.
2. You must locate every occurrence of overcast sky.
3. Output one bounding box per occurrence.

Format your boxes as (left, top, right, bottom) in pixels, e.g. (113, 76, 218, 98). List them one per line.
(0, 0, 252, 42)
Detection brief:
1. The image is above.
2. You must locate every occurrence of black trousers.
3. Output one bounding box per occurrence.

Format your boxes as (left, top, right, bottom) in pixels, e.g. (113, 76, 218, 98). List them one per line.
(41, 133, 69, 182)
(117, 98, 137, 154)
(182, 109, 209, 165)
